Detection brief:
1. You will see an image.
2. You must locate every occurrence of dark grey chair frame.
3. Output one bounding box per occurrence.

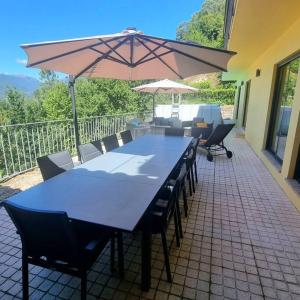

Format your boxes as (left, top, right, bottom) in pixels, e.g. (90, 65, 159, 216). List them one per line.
(120, 130, 133, 145)
(102, 134, 119, 152)
(4, 201, 124, 300)
(149, 180, 182, 283)
(200, 123, 235, 161)
(37, 150, 74, 181)
(78, 140, 103, 163)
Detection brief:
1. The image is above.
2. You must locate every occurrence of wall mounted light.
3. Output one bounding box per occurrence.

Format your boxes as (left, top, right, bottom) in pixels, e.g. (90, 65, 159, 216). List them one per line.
(256, 69, 261, 77)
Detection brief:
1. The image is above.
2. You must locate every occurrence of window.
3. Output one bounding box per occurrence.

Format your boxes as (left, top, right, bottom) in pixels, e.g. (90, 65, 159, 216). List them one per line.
(267, 56, 300, 162)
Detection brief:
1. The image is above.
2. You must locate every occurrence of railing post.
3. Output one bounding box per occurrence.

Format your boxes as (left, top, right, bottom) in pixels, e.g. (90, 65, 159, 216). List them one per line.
(68, 75, 81, 161)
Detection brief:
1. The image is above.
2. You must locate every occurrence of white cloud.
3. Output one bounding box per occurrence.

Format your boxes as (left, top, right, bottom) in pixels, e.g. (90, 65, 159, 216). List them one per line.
(16, 58, 27, 65)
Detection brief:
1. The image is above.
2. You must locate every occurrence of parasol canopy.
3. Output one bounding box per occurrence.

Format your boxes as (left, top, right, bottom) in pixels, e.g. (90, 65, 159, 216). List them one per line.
(22, 28, 236, 80)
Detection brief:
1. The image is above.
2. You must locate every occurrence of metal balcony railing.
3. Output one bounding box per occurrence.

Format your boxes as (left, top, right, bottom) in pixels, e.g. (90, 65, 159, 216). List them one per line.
(0, 111, 152, 180)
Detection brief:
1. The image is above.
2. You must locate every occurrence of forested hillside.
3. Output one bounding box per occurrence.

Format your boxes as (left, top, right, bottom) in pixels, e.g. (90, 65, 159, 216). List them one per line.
(177, 0, 225, 48)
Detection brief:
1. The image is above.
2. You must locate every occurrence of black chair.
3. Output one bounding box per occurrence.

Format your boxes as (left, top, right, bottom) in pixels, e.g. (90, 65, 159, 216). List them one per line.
(120, 130, 133, 144)
(165, 127, 184, 136)
(183, 138, 200, 196)
(4, 201, 122, 300)
(102, 134, 119, 152)
(169, 161, 189, 217)
(148, 181, 182, 283)
(191, 123, 214, 140)
(37, 150, 74, 181)
(78, 140, 103, 163)
(200, 123, 235, 161)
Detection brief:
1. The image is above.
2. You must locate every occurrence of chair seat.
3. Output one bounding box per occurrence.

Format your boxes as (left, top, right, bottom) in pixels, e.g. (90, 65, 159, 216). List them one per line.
(80, 236, 110, 269)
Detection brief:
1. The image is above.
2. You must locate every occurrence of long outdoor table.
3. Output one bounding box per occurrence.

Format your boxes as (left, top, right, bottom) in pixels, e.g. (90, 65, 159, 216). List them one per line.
(5, 134, 193, 291)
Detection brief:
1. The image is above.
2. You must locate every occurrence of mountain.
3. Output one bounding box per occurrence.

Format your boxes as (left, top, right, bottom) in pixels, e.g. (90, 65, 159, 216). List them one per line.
(0, 74, 40, 98)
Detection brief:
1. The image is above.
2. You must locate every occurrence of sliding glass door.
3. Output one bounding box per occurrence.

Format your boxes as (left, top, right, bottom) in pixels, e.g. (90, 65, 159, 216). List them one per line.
(267, 56, 300, 162)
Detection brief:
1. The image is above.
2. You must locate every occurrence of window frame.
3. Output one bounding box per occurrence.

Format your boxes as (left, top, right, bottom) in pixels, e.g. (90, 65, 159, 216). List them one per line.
(267, 53, 300, 163)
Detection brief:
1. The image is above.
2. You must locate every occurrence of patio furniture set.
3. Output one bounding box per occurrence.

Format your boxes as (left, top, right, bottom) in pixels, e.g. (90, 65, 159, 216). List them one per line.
(2, 125, 234, 299)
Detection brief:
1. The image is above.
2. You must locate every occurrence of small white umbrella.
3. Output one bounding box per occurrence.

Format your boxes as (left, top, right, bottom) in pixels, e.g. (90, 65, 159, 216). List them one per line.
(133, 79, 198, 118)
(21, 27, 236, 155)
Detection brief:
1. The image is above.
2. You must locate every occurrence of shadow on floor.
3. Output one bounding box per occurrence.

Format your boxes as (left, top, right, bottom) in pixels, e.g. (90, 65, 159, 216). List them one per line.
(0, 185, 22, 204)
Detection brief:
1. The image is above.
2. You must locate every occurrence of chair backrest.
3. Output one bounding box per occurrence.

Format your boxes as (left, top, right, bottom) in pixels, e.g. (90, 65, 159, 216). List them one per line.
(192, 117, 204, 126)
(205, 123, 235, 147)
(166, 180, 180, 221)
(79, 140, 103, 163)
(191, 123, 213, 139)
(102, 134, 119, 152)
(4, 201, 80, 265)
(120, 130, 133, 145)
(165, 127, 184, 136)
(181, 121, 193, 128)
(37, 150, 74, 181)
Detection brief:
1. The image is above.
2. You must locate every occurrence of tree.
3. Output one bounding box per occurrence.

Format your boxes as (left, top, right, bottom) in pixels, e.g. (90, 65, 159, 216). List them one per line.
(3, 88, 27, 124)
(25, 99, 46, 122)
(39, 70, 58, 85)
(176, 0, 225, 48)
(40, 82, 71, 120)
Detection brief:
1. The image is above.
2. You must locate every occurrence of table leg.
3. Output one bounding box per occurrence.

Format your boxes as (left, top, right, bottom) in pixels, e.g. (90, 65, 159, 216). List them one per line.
(141, 222, 152, 291)
(117, 231, 124, 277)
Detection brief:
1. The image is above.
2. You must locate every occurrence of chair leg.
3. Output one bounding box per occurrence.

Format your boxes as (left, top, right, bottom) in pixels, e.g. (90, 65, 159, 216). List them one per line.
(190, 168, 195, 193)
(175, 195, 183, 238)
(117, 231, 124, 278)
(22, 255, 29, 300)
(187, 172, 192, 196)
(173, 206, 180, 247)
(182, 184, 188, 217)
(110, 235, 115, 273)
(161, 230, 172, 283)
(81, 272, 87, 300)
(194, 160, 198, 183)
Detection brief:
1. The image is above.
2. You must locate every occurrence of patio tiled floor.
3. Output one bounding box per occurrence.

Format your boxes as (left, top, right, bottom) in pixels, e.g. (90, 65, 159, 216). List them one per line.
(1, 134, 300, 299)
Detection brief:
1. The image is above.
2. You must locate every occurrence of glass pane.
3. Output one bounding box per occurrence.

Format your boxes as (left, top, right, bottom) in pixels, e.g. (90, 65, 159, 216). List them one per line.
(270, 57, 300, 161)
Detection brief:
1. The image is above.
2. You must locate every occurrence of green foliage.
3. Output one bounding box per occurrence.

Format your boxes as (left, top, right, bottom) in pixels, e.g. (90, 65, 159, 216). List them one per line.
(2, 88, 27, 124)
(39, 69, 59, 85)
(39, 81, 72, 120)
(25, 99, 46, 122)
(185, 87, 235, 105)
(190, 81, 211, 89)
(176, 0, 225, 48)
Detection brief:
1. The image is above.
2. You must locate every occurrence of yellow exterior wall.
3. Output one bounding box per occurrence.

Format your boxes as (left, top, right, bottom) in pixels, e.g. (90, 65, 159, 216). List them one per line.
(226, 16, 300, 207)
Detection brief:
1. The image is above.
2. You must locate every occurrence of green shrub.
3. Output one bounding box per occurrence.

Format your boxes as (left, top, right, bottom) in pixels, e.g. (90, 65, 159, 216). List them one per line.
(184, 88, 235, 105)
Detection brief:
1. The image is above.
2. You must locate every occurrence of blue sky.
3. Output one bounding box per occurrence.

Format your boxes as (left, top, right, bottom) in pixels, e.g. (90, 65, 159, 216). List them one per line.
(0, 0, 203, 78)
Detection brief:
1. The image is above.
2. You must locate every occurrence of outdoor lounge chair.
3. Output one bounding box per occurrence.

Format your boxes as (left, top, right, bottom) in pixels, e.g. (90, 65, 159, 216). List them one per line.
(102, 134, 119, 152)
(4, 201, 123, 300)
(78, 140, 103, 163)
(191, 123, 213, 140)
(37, 150, 74, 181)
(199, 123, 235, 162)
